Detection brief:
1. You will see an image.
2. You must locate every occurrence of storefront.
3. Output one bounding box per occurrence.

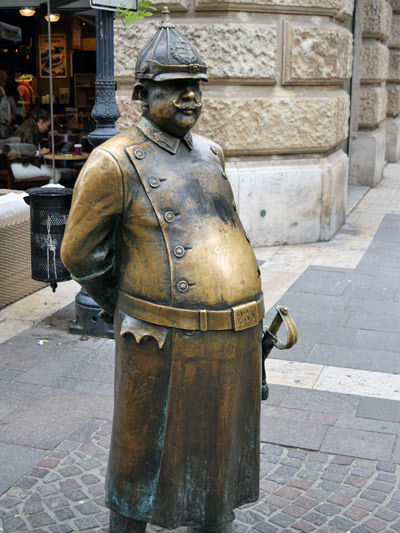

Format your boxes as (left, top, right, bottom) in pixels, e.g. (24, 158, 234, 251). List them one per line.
(0, 1, 95, 146)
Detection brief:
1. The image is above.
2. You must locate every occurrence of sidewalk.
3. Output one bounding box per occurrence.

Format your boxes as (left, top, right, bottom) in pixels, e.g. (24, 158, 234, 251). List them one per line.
(0, 163, 399, 532)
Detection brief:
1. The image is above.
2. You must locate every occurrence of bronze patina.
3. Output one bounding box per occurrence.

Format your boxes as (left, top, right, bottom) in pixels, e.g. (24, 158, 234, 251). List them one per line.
(61, 8, 296, 532)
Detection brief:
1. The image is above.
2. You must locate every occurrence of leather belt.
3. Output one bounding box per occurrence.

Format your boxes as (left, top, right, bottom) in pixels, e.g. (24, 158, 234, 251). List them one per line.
(117, 290, 264, 332)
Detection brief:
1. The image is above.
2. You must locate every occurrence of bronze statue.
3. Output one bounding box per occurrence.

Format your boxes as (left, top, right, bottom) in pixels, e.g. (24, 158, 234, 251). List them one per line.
(61, 9, 267, 532)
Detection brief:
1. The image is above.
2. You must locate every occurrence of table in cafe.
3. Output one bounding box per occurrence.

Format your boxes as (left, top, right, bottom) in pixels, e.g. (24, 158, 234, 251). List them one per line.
(44, 153, 89, 166)
(44, 153, 89, 187)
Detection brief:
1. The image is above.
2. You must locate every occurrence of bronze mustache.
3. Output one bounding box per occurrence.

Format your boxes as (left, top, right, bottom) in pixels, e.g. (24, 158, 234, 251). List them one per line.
(173, 98, 202, 111)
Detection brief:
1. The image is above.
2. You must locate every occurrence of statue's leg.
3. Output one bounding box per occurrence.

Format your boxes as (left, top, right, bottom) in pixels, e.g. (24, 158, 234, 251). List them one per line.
(109, 511, 147, 533)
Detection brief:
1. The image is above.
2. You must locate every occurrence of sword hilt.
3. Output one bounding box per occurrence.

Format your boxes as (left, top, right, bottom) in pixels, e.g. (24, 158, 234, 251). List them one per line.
(261, 305, 298, 400)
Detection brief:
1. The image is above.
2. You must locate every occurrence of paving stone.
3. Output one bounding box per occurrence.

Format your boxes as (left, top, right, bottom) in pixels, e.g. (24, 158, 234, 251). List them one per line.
(287, 478, 314, 490)
(375, 506, 398, 521)
(74, 515, 100, 530)
(389, 500, 400, 512)
(321, 427, 396, 461)
(354, 498, 378, 511)
(368, 480, 393, 493)
(344, 505, 369, 520)
(351, 527, 374, 533)
(53, 506, 75, 521)
(345, 475, 368, 488)
(357, 398, 400, 423)
(327, 516, 353, 531)
(269, 512, 295, 527)
(44, 495, 70, 510)
(303, 512, 328, 526)
(361, 489, 387, 503)
(363, 516, 388, 531)
(294, 496, 317, 510)
(283, 504, 304, 518)
(327, 493, 352, 506)
(2, 514, 29, 532)
(49, 525, 73, 533)
(0, 444, 46, 495)
(314, 503, 341, 516)
(291, 520, 316, 532)
(376, 473, 396, 483)
(376, 462, 396, 473)
(252, 523, 279, 533)
(274, 486, 301, 500)
(260, 416, 327, 451)
(27, 511, 56, 527)
(267, 465, 298, 484)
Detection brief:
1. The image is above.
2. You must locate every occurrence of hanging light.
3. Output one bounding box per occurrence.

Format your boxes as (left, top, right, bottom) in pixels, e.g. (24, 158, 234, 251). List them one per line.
(44, 13, 60, 22)
(19, 7, 36, 16)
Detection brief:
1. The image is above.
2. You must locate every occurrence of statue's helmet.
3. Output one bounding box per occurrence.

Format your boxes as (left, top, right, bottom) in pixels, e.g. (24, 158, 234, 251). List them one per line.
(134, 6, 208, 83)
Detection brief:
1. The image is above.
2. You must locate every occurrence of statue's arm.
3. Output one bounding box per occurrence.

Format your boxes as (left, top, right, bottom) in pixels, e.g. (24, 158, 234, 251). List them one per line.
(61, 147, 124, 315)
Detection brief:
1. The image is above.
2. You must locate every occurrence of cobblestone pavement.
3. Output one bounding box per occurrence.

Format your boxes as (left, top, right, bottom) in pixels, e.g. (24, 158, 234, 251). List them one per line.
(0, 418, 399, 533)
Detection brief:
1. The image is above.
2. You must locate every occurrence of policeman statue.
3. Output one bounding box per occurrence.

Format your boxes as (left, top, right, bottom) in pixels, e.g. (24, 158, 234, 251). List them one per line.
(61, 9, 264, 533)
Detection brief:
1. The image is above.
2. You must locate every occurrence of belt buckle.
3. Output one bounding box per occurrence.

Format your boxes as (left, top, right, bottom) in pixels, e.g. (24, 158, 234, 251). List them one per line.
(232, 300, 258, 332)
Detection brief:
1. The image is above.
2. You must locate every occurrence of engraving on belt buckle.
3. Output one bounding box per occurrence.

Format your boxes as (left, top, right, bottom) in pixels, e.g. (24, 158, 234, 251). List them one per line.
(232, 301, 258, 331)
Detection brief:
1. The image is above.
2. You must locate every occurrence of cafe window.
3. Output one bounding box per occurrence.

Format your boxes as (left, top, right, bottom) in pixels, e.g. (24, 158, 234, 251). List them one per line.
(0, 5, 96, 136)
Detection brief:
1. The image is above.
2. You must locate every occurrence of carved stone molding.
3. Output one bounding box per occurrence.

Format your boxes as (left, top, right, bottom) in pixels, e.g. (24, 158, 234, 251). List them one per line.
(194, 0, 354, 20)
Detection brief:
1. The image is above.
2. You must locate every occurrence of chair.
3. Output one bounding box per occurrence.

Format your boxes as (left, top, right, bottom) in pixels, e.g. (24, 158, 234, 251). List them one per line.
(0, 143, 50, 190)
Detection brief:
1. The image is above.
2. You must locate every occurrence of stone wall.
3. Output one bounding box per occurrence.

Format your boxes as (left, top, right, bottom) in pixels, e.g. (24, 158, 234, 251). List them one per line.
(114, 0, 354, 245)
(385, 0, 400, 161)
(351, 0, 392, 185)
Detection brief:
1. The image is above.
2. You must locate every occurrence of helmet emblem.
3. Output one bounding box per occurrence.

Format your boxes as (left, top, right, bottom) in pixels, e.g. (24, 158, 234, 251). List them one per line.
(171, 38, 196, 64)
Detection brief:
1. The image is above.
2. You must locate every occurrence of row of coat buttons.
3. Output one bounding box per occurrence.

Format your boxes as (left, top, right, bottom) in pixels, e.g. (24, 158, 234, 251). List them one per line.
(163, 210, 188, 289)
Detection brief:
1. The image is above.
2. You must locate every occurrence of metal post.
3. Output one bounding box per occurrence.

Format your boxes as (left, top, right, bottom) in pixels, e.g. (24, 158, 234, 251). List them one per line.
(70, 8, 119, 338)
(46, 0, 56, 183)
(88, 8, 120, 146)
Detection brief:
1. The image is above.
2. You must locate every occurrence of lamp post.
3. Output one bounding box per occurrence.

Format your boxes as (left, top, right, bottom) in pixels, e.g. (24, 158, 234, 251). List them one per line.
(70, 7, 119, 337)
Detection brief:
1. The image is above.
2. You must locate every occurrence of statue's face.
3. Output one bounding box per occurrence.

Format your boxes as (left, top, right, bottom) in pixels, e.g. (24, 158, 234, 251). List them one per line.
(143, 79, 202, 138)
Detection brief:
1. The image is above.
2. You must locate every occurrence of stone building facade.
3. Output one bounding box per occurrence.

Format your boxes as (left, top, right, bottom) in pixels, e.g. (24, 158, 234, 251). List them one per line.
(113, 0, 399, 246)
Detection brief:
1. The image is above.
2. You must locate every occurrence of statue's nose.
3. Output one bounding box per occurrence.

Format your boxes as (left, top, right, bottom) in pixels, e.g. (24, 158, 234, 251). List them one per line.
(182, 90, 195, 100)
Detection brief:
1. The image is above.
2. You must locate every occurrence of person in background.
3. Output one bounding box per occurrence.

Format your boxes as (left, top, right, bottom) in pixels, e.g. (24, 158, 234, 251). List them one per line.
(5, 79, 25, 131)
(8, 108, 59, 181)
(0, 70, 12, 139)
(16, 75, 37, 114)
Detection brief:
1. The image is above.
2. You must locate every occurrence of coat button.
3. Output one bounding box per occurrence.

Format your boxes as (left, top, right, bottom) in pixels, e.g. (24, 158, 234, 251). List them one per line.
(177, 280, 189, 293)
(164, 211, 175, 223)
(134, 149, 145, 159)
(211, 145, 219, 155)
(174, 245, 185, 258)
(149, 176, 160, 188)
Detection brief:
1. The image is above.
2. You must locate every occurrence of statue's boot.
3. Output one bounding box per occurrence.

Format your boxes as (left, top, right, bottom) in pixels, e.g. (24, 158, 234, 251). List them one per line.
(109, 511, 147, 533)
(187, 518, 234, 533)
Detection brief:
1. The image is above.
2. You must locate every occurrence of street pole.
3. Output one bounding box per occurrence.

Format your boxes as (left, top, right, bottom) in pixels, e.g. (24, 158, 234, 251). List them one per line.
(70, 7, 120, 338)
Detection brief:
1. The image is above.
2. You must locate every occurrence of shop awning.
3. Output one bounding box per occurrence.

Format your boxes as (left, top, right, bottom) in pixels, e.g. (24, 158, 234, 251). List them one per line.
(1, 0, 91, 8)
(0, 21, 22, 42)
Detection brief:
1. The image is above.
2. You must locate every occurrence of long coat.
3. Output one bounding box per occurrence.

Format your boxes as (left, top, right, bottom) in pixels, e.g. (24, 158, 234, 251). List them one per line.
(61, 118, 263, 529)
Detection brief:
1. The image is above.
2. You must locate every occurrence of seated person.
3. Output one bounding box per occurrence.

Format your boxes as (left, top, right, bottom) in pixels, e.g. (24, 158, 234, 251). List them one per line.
(8, 109, 60, 182)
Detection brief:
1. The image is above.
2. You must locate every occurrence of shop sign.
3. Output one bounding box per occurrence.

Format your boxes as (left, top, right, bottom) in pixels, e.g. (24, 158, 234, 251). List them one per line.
(70, 25, 82, 51)
(90, 0, 138, 11)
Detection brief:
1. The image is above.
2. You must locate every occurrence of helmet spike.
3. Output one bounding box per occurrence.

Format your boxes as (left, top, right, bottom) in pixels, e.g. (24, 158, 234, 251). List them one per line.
(160, 6, 174, 28)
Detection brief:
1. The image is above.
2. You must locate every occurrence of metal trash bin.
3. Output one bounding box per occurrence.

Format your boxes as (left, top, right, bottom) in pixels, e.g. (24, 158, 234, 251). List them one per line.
(23, 187, 73, 291)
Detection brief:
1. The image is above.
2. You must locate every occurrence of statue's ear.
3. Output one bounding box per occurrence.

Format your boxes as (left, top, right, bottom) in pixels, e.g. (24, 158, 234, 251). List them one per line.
(132, 82, 147, 102)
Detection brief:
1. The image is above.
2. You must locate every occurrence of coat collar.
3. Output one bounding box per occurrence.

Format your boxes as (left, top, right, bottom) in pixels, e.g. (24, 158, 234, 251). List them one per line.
(137, 117, 193, 154)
